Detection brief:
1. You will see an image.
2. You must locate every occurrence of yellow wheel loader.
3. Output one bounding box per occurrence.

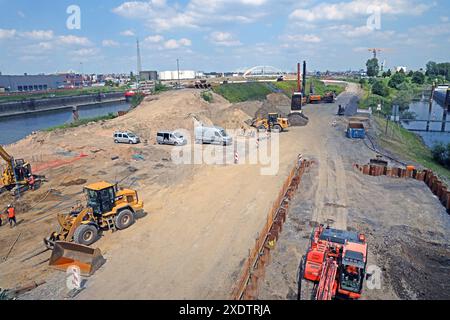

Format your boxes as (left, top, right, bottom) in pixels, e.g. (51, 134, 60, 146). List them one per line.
(250, 113, 290, 132)
(44, 181, 144, 249)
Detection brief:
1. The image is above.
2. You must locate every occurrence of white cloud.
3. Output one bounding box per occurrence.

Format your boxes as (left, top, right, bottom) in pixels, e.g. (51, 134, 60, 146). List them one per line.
(0, 29, 17, 40)
(120, 29, 136, 37)
(282, 34, 322, 43)
(144, 35, 164, 43)
(290, 0, 432, 22)
(163, 38, 192, 49)
(209, 32, 242, 46)
(58, 35, 92, 46)
(102, 39, 120, 47)
(17, 11, 25, 18)
(113, 0, 269, 31)
(21, 30, 54, 40)
(441, 16, 449, 22)
(73, 48, 99, 57)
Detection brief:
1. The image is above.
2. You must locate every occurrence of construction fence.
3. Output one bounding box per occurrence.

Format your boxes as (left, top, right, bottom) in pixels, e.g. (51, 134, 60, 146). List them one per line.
(231, 156, 312, 300)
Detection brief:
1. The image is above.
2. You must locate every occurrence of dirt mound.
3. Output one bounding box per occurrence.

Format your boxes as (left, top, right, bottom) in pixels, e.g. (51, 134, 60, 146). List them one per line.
(266, 93, 291, 107)
(60, 178, 87, 187)
(210, 107, 253, 129)
(233, 101, 263, 118)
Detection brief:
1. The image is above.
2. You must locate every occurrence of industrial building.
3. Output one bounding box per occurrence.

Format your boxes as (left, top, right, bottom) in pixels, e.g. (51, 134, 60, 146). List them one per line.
(0, 73, 83, 92)
(159, 70, 197, 81)
(139, 71, 158, 81)
(0, 74, 65, 92)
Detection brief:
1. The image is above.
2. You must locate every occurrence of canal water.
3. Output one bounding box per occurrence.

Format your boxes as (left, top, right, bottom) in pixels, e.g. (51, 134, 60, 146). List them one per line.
(401, 98, 450, 148)
(0, 101, 130, 145)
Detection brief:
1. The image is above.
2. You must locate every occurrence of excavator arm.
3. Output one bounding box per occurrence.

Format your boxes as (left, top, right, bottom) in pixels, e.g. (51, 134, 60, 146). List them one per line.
(0, 145, 16, 187)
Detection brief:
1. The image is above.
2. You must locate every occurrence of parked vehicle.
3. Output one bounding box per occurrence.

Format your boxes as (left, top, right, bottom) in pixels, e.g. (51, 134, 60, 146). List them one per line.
(114, 131, 140, 144)
(157, 131, 187, 146)
(195, 126, 232, 145)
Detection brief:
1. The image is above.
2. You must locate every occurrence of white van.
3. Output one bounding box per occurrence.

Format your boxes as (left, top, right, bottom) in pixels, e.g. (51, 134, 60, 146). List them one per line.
(195, 126, 232, 145)
(114, 131, 140, 144)
(157, 131, 187, 146)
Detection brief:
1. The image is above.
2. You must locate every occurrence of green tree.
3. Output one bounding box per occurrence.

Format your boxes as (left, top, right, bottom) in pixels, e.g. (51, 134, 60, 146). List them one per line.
(372, 80, 389, 97)
(388, 72, 406, 89)
(366, 58, 380, 77)
(407, 70, 414, 77)
(386, 69, 392, 77)
(411, 71, 425, 85)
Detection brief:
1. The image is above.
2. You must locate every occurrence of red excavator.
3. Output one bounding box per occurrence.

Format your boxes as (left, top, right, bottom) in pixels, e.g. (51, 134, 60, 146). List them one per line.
(299, 225, 368, 300)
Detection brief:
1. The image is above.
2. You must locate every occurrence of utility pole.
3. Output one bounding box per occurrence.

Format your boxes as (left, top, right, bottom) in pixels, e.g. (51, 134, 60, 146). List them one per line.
(426, 83, 436, 132)
(177, 59, 180, 89)
(136, 39, 142, 81)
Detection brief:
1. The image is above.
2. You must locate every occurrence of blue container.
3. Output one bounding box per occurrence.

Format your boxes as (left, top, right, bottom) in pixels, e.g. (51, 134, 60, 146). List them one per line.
(347, 122, 366, 139)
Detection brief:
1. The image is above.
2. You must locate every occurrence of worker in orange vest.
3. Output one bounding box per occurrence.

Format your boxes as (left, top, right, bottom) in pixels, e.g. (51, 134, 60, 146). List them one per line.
(7, 204, 16, 228)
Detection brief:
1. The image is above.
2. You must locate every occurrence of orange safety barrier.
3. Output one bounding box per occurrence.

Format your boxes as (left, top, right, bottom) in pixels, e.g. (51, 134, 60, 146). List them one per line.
(33, 153, 88, 174)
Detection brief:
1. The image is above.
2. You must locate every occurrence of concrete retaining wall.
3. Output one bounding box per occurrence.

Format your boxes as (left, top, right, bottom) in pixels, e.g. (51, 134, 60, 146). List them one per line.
(0, 92, 124, 117)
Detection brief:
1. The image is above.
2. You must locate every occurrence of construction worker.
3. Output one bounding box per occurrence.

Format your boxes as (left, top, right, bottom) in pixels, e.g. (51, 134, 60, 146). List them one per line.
(28, 174, 35, 190)
(7, 204, 16, 228)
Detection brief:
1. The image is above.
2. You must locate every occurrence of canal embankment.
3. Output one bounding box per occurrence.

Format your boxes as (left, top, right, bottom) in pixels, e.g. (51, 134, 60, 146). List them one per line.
(0, 91, 125, 118)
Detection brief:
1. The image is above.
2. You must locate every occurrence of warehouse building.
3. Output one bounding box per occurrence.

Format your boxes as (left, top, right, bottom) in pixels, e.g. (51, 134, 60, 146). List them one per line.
(159, 70, 197, 81)
(0, 74, 67, 92)
(139, 70, 158, 81)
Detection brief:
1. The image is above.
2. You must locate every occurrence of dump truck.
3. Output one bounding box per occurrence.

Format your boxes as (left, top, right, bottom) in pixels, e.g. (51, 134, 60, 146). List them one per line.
(44, 181, 144, 249)
(299, 225, 368, 300)
(250, 113, 289, 132)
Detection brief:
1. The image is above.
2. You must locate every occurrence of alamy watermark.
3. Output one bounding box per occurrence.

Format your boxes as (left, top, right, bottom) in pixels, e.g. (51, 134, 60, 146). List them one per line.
(66, 5, 81, 30)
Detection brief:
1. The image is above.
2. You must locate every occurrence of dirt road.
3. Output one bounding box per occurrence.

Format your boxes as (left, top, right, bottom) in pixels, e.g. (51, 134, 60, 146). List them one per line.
(258, 83, 450, 300)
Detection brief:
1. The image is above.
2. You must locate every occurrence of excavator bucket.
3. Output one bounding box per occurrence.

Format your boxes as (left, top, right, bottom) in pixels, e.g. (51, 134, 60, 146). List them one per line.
(49, 242, 106, 276)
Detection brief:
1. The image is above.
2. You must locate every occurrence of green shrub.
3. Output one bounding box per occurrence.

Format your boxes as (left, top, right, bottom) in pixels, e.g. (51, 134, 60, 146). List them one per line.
(201, 91, 213, 103)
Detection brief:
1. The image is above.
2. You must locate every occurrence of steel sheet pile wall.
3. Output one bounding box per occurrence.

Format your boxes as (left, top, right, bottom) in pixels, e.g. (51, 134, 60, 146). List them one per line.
(231, 156, 312, 300)
(354, 164, 450, 213)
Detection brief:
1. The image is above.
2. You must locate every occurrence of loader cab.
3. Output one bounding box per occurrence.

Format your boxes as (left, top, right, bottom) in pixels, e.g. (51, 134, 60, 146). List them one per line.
(339, 250, 365, 294)
(84, 182, 116, 216)
(268, 113, 279, 124)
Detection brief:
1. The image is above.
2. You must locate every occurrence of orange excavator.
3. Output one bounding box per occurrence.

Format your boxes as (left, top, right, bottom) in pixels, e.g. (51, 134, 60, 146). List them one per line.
(299, 225, 368, 300)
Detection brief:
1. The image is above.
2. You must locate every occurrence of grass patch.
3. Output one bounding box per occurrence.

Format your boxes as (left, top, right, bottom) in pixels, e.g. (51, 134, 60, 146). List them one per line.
(273, 79, 346, 97)
(0, 87, 124, 103)
(373, 115, 450, 182)
(201, 91, 213, 103)
(212, 82, 272, 102)
(44, 113, 117, 132)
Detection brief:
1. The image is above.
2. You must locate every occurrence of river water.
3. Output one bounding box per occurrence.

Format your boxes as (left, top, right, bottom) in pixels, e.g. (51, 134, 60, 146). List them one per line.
(0, 101, 130, 145)
(401, 98, 450, 148)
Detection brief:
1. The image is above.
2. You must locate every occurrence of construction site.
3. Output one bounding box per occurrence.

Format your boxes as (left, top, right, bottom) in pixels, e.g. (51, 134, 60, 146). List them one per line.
(0, 61, 449, 301)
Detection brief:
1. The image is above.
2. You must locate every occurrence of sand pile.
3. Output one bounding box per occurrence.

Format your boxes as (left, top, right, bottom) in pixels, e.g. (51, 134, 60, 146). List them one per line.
(210, 107, 253, 129)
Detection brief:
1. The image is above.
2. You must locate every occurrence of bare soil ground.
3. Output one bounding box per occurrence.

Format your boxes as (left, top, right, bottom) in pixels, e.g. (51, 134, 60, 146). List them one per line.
(258, 84, 450, 300)
(2, 84, 448, 300)
(0, 89, 305, 299)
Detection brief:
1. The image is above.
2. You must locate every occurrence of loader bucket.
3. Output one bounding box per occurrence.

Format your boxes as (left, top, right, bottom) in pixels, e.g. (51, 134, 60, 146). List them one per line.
(49, 242, 106, 277)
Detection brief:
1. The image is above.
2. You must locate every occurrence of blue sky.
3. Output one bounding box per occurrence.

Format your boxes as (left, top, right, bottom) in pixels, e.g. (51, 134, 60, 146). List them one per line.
(0, 0, 449, 74)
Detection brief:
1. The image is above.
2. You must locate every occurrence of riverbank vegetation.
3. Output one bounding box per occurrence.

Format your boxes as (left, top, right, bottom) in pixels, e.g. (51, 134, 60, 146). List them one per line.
(213, 79, 346, 103)
(0, 86, 124, 103)
(44, 113, 117, 132)
(373, 115, 450, 182)
(359, 59, 450, 181)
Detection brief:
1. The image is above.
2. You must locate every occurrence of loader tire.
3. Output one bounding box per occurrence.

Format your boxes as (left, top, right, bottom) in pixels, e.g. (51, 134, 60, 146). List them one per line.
(115, 209, 135, 230)
(273, 124, 282, 132)
(74, 224, 98, 246)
